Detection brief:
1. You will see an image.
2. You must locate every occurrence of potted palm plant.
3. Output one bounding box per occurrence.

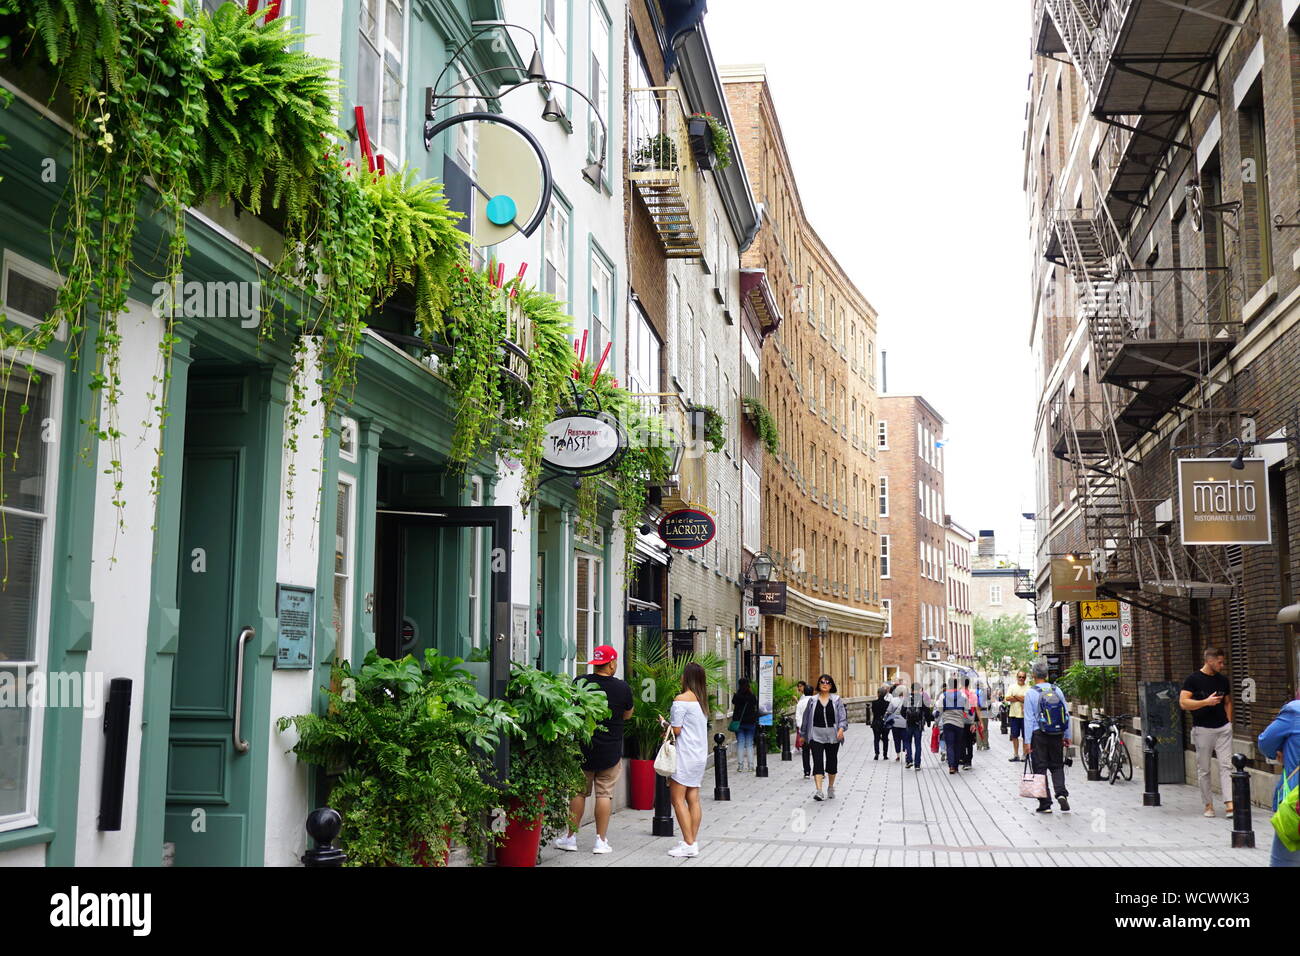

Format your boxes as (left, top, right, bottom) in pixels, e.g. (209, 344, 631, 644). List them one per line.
(626, 635, 728, 809)
(496, 663, 610, 866)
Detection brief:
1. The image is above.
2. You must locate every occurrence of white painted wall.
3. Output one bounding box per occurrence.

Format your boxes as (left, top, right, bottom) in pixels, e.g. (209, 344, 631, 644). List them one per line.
(75, 298, 166, 866)
(263, 340, 326, 866)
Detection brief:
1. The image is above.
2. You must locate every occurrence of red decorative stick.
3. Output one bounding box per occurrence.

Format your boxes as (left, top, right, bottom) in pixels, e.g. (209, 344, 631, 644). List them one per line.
(509, 262, 528, 298)
(577, 329, 588, 365)
(591, 341, 612, 384)
(376, 153, 386, 177)
(496, 262, 506, 288)
(353, 106, 375, 173)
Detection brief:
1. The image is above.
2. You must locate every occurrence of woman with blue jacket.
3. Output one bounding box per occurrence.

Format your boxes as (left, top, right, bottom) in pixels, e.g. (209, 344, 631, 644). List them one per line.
(799, 674, 849, 801)
(1258, 689, 1300, 867)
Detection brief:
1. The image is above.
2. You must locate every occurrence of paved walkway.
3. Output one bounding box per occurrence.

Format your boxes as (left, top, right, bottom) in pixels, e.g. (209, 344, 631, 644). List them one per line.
(538, 722, 1272, 867)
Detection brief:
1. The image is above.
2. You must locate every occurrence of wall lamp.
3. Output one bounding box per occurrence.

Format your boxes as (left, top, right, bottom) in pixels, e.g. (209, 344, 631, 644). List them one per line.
(741, 551, 775, 588)
(423, 21, 608, 184)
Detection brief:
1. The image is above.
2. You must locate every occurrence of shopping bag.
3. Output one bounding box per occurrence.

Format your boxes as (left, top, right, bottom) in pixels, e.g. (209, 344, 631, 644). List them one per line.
(1019, 756, 1047, 799)
(929, 724, 941, 754)
(653, 726, 677, 777)
(1271, 767, 1300, 852)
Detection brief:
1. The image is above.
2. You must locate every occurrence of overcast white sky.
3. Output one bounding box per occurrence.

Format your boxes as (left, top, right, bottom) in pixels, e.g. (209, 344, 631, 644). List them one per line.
(707, 0, 1039, 566)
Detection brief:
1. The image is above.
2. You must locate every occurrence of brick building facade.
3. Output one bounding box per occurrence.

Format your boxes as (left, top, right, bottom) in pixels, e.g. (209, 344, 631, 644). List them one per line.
(1029, 0, 1300, 799)
(877, 395, 948, 690)
(722, 66, 886, 699)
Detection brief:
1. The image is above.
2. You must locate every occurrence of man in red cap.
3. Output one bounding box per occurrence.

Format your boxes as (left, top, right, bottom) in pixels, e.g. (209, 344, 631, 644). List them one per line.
(555, 645, 634, 854)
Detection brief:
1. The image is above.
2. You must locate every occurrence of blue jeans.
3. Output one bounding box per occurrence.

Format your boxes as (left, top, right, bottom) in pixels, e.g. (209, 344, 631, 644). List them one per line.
(736, 726, 755, 765)
(903, 724, 924, 765)
(942, 724, 964, 771)
(1272, 833, 1300, 867)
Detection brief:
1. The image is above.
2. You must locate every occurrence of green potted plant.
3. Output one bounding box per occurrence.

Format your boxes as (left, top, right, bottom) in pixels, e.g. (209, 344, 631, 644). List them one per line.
(632, 132, 678, 171)
(692, 405, 726, 454)
(688, 112, 732, 170)
(277, 649, 516, 866)
(626, 635, 727, 808)
(497, 663, 611, 866)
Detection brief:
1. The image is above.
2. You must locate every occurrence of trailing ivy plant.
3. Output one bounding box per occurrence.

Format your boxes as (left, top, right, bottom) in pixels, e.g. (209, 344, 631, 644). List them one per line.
(694, 404, 726, 454)
(743, 396, 780, 455)
(690, 111, 732, 170)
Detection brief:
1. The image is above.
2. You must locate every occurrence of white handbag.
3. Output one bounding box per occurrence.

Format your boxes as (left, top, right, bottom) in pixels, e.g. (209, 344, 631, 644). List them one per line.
(653, 724, 677, 778)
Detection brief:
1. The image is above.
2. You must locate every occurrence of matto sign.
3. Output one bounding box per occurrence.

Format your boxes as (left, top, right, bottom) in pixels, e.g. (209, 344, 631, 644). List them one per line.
(541, 413, 622, 475)
(1051, 557, 1097, 602)
(658, 508, 716, 550)
(1178, 458, 1271, 546)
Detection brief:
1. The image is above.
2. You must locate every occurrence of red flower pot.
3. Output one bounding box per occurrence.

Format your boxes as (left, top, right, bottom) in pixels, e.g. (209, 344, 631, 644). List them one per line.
(496, 797, 545, 867)
(628, 759, 656, 810)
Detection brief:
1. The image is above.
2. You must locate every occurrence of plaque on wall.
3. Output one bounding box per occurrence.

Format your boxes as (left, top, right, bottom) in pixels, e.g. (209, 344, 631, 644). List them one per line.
(275, 584, 315, 670)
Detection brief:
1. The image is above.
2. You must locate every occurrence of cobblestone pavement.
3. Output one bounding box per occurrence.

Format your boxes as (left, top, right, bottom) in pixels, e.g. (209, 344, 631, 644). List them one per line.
(538, 722, 1272, 867)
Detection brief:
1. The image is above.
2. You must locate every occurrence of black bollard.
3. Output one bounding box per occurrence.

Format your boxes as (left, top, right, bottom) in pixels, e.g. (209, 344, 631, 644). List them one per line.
(1230, 753, 1254, 848)
(301, 807, 347, 867)
(755, 722, 770, 778)
(652, 773, 675, 836)
(1084, 719, 1102, 782)
(780, 716, 793, 761)
(713, 733, 731, 801)
(1142, 734, 1161, 807)
(999, 706, 1009, 735)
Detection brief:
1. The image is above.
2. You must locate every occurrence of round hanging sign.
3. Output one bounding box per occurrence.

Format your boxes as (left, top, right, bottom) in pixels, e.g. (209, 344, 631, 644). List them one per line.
(658, 508, 716, 550)
(541, 412, 623, 475)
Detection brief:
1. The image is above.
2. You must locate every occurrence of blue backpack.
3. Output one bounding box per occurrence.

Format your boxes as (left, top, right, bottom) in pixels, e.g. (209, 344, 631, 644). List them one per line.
(1036, 683, 1068, 735)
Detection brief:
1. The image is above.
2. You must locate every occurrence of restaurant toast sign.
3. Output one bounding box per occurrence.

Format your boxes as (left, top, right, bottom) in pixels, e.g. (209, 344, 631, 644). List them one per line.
(541, 413, 623, 475)
(1178, 458, 1271, 546)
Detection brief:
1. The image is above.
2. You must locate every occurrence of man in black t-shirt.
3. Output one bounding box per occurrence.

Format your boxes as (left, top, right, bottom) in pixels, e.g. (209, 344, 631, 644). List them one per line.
(1180, 647, 1235, 818)
(555, 645, 634, 854)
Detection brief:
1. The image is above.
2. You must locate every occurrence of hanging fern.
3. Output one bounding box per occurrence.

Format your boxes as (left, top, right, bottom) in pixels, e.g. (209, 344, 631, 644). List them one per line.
(743, 396, 780, 455)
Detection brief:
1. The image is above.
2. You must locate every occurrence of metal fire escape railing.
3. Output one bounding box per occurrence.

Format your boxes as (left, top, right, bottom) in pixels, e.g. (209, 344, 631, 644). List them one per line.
(1047, 160, 1243, 596)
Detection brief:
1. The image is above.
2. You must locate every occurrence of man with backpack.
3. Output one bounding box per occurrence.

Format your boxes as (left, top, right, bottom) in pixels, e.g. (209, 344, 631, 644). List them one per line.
(1023, 660, 1072, 813)
(901, 683, 932, 770)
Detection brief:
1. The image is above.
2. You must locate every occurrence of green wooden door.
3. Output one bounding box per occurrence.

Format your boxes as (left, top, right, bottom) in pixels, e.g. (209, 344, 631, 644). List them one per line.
(164, 377, 261, 865)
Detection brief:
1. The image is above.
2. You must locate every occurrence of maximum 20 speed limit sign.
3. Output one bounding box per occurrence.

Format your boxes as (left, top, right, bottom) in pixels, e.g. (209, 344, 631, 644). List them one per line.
(1079, 600, 1121, 667)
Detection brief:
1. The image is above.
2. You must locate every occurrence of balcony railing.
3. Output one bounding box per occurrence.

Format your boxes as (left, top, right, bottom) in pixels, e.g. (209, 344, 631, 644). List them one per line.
(627, 87, 703, 259)
(630, 392, 707, 505)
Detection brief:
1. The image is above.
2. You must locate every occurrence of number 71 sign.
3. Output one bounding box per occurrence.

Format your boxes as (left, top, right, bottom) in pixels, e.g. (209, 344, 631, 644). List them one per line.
(1051, 557, 1097, 601)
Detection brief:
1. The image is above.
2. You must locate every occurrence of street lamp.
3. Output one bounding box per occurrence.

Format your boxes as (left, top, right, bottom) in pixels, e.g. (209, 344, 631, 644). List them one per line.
(816, 616, 829, 639)
(687, 613, 698, 633)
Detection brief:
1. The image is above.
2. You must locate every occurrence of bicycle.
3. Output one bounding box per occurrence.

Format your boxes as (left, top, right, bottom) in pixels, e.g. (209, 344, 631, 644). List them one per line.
(1092, 713, 1134, 784)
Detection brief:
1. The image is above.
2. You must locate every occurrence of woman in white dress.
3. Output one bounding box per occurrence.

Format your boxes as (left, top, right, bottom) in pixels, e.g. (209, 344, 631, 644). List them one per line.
(660, 661, 710, 858)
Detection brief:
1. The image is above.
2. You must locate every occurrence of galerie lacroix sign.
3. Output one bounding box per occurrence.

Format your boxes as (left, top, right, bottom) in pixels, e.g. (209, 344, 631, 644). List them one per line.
(1178, 458, 1271, 546)
(658, 509, 716, 550)
(541, 413, 622, 475)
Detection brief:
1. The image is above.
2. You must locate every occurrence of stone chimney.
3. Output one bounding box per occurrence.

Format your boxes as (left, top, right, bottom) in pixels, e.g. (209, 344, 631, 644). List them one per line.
(977, 530, 995, 558)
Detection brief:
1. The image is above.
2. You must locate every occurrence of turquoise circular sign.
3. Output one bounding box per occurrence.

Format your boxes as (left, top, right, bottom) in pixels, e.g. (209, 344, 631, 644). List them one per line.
(486, 194, 517, 226)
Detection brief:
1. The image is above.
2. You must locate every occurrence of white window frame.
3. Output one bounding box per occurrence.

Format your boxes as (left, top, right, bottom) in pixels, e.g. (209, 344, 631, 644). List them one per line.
(333, 473, 357, 664)
(586, 0, 611, 168)
(573, 551, 602, 669)
(588, 246, 613, 370)
(878, 475, 888, 517)
(0, 349, 62, 833)
(878, 420, 888, 450)
(880, 534, 890, 579)
(543, 0, 570, 102)
(668, 276, 680, 388)
(743, 460, 760, 549)
(1, 251, 66, 341)
(882, 599, 892, 637)
(357, 0, 408, 165)
(544, 197, 571, 309)
(989, 584, 1003, 606)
